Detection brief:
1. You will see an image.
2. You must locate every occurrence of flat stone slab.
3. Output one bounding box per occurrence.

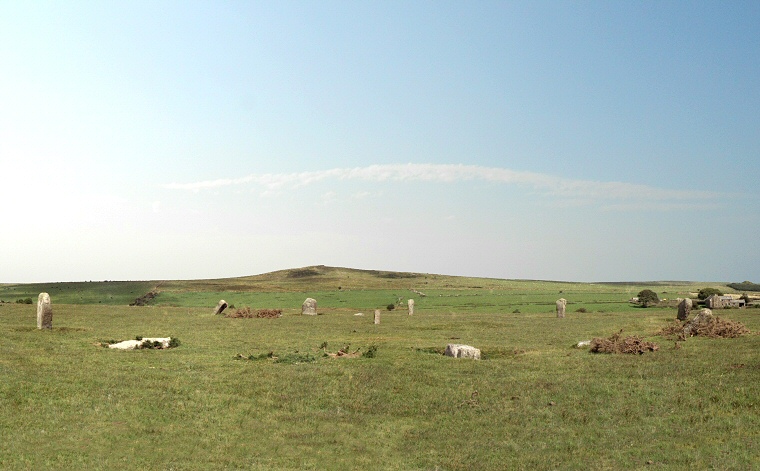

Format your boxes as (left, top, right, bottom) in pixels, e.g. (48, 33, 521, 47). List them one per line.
(108, 337, 172, 350)
(444, 344, 481, 360)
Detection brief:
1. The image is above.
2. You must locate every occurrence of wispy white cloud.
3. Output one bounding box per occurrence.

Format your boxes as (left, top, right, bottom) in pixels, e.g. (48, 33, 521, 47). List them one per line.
(162, 163, 723, 208)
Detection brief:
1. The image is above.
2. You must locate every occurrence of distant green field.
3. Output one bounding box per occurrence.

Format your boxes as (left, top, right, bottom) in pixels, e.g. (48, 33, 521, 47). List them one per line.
(1, 267, 756, 469)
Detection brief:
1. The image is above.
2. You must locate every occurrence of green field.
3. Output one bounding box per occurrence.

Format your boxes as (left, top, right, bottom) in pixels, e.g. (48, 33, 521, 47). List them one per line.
(1, 267, 757, 469)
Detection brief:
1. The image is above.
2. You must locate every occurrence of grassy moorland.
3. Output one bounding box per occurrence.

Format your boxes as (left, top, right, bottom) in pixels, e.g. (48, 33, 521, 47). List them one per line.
(0, 266, 757, 470)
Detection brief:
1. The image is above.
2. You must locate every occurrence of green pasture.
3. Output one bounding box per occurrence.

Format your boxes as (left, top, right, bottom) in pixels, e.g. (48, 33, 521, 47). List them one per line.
(0, 268, 757, 469)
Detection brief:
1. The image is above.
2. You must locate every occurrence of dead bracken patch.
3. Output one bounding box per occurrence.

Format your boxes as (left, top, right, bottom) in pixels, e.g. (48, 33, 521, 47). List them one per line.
(656, 317, 749, 339)
(689, 316, 749, 338)
(590, 330, 659, 354)
(655, 321, 687, 340)
(225, 307, 282, 319)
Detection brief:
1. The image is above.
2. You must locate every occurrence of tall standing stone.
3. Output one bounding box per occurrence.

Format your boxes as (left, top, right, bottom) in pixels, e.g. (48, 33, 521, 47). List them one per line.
(37, 292, 52, 329)
(408, 299, 415, 316)
(677, 298, 692, 321)
(374, 309, 381, 325)
(213, 300, 228, 315)
(302, 298, 317, 316)
(556, 298, 567, 318)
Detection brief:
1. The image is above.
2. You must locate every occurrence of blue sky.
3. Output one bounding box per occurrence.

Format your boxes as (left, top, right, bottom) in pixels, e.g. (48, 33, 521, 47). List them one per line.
(1, 1, 758, 283)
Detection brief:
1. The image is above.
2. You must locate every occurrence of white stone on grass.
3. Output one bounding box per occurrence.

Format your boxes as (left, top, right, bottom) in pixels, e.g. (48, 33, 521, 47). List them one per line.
(108, 337, 172, 350)
(444, 344, 481, 360)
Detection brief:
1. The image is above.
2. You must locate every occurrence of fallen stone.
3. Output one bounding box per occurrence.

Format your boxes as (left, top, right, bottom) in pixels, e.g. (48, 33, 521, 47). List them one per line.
(444, 344, 481, 360)
(37, 293, 52, 329)
(354, 312, 364, 316)
(108, 337, 173, 350)
(575, 340, 591, 348)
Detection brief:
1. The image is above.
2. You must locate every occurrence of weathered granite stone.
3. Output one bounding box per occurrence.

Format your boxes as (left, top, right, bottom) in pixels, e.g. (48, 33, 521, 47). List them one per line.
(677, 298, 692, 321)
(444, 344, 481, 360)
(556, 298, 567, 318)
(374, 309, 381, 325)
(302, 298, 317, 315)
(684, 308, 713, 336)
(37, 293, 52, 329)
(408, 299, 415, 316)
(213, 299, 228, 315)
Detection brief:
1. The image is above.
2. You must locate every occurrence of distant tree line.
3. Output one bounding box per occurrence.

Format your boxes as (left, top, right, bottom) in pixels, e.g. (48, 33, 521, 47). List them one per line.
(727, 281, 760, 292)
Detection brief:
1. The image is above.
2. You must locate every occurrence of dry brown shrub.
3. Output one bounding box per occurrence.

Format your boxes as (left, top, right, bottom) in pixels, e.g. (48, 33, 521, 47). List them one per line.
(691, 317, 749, 338)
(255, 309, 283, 319)
(590, 330, 659, 354)
(225, 307, 282, 319)
(655, 317, 749, 339)
(655, 321, 687, 340)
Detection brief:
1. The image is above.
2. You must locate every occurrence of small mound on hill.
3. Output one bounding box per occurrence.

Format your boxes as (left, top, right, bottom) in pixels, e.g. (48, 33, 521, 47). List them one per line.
(129, 290, 158, 306)
(287, 268, 322, 278)
(590, 330, 659, 354)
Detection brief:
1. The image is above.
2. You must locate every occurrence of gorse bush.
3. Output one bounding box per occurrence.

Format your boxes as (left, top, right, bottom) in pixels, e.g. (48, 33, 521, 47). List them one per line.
(637, 289, 659, 308)
(698, 287, 723, 300)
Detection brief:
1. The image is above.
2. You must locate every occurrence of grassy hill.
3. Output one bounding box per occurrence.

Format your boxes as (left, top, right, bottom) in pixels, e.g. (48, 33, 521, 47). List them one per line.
(1, 266, 756, 469)
(0, 265, 730, 312)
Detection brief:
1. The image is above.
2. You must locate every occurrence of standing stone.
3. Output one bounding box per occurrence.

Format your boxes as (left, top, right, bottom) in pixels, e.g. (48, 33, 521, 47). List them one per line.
(677, 298, 692, 321)
(213, 299, 228, 315)
(37, 292, 52, 329)
(374, 309, 381, 325)
(408, 299, 415, 316)
(684, 308, 713, 336)
(556, 298, 567, 318)
(302, 298, 317, 316)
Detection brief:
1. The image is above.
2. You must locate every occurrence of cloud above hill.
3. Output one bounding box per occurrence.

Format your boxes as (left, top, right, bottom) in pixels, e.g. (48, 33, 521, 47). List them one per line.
(163, 163, 721, 208)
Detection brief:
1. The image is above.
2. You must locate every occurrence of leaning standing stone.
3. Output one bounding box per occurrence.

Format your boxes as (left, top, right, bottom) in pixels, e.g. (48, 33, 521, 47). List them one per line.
(408, 299, 415, 316)
(374, 309, 381, 324)
(677, 298, 692, 321)
(556, 298, 567, 318)
(213, 299, 228, 315)
(302, 298, 317, 315)
(37, 293, 52, 329)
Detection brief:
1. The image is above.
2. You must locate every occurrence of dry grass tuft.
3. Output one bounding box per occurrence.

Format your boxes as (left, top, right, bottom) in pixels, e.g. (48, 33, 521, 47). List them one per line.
(590, 330, 659, 354)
